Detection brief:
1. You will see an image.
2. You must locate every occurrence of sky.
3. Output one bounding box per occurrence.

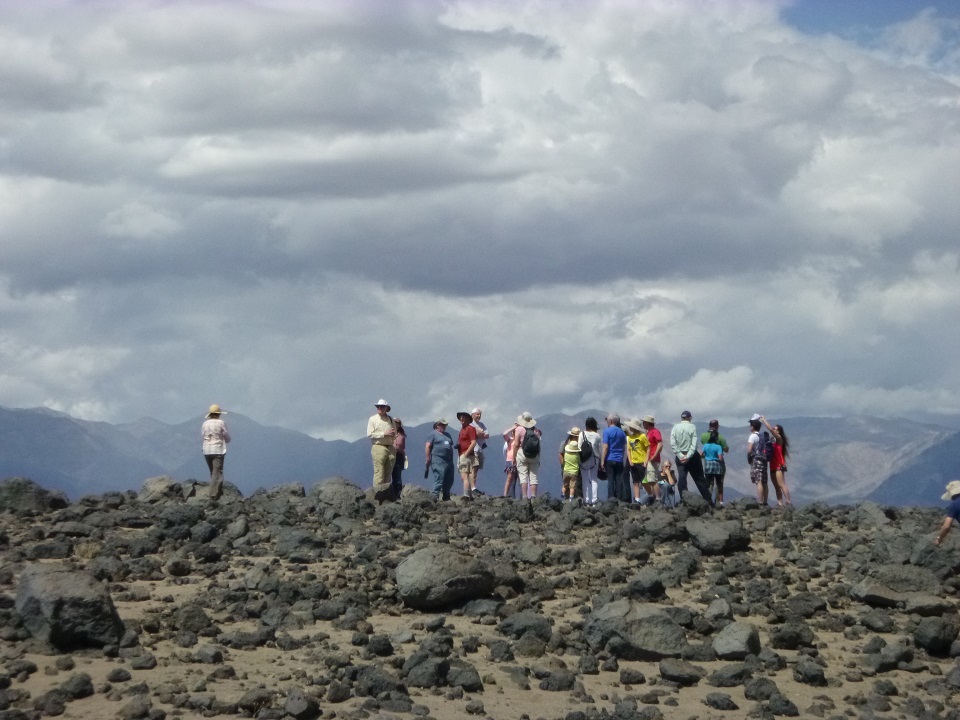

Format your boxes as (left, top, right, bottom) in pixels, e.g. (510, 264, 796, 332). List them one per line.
(1, 0, 959, 441)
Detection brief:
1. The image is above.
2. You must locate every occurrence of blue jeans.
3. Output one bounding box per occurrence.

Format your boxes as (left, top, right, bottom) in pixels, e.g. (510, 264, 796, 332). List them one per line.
(431, 459, 454, 500)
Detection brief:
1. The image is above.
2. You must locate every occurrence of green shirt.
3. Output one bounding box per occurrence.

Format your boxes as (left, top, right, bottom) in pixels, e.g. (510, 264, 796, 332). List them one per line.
(563, 441, 581, 475)
(700, 432, 729, 453)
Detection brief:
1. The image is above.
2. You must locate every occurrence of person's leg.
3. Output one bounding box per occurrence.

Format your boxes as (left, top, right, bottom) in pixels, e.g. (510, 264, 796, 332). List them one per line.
(391, 452, 404, 498)
(516, 456, 530, 498)
(528, 459, 540, 497)
(431, 462, 444, 499)
(645, 461, 661, 501)
(631, 465, 643, 502)
(562, 474, 571, 500)
(371, 445, 387, 489)
(207, 454, 223, 499)
(574, 469, 583, 500)
(776, 468, 792, 505)
(503, 462, 513, 497)
(675, 457, 689, 495)
(442, 462, 455, 500)
(692, 471, 714, 505)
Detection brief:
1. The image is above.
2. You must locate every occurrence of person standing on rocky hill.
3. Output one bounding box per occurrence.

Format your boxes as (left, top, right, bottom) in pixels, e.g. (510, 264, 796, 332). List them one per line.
(512, 412, 541, 498)
(762, 415, 792, 507)
(456, 411, 478, 499)
(748, 414, 771, 506)
(201, 404, 231, 500)
(426, 419, 455, 501)
(934, 480, 960, 546)
(671, 410, 708, 503)
(642, 415, 662, 505)
(367, 399, 397, 503)
(600, 413, 627, 502)
(470, 408, 490, 495)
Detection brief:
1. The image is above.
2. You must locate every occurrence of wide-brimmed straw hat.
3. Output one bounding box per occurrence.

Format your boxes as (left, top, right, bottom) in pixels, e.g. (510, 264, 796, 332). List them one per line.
(567, 427, 581, 437)
(456, 411, 472, 423)
(625, 418, 644, 433)
(206, 404, 226, 418)
(374, 399, 391, 412)
(942, 480, 960, 501)
(642, 415, 655, 425)
(517, 412, 537, 428)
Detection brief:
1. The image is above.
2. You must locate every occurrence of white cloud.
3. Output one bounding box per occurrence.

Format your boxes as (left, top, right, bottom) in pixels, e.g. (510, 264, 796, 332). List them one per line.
(0, 1, 958, 442)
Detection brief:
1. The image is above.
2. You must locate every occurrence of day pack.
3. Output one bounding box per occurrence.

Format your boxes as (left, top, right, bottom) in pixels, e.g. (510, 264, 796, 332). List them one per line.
(521, 428, 541, 458)
(579, 438, 594, 463)
(753, 431, 774, 463)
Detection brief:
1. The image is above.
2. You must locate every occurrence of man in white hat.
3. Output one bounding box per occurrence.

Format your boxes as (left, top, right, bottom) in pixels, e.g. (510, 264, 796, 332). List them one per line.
(201, 404, 231, 500)
(367, 399, 397, 501)
(934, 480, 960, 546)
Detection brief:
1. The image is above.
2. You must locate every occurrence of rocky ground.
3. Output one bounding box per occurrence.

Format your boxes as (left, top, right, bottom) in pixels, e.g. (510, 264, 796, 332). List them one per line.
(0, 476, 959, 720)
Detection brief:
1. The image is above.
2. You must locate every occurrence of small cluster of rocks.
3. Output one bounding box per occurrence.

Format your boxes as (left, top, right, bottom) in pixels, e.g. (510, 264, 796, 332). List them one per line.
(0, 475, 959, 720)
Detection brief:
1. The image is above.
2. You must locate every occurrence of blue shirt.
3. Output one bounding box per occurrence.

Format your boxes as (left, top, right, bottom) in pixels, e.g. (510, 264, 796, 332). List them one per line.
(703, 442, 723, 462)
(427, 430, 454, 463)
(602, 425, 627, 463)
(947, 497, 960, 523)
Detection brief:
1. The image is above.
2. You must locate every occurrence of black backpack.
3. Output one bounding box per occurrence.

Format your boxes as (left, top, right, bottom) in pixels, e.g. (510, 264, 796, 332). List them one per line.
(579, 437, 594, 463)
(521, 428, 541, 457)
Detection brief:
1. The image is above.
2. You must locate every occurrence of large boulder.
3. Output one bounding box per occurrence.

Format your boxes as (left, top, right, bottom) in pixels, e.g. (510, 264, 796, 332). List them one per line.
(685, 518, 750, 555)
(309, 477, 373, 520)
(15, 564, 125, 650)
(712, 622, 761, 660)
(583, 598, 687, 660)
(395, 546, 496, 610)
(850, 564, 942, 608)
(0, 478, 68, 515)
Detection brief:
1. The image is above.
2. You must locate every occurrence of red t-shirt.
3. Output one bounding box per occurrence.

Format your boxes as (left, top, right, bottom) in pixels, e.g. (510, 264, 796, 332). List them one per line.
(647, 428, 663, 462)
(458, 424, 477, 455)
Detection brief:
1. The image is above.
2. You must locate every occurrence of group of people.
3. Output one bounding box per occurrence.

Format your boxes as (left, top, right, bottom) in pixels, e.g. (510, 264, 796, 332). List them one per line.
(199, 400, 960, 546)
(366, 400, 793, 508)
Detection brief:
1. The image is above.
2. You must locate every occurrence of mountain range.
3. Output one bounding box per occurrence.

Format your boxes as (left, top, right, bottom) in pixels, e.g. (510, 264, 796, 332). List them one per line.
(1, 405, 957, 506)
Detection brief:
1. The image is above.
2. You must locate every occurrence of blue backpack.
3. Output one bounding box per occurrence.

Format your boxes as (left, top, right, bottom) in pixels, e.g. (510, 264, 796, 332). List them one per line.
(753, 431, 774, 463)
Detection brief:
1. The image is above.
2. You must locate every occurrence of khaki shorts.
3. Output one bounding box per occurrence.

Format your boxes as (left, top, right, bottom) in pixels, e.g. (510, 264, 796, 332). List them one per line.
(645, 460, 661, 485)
(458, 454, 478, 473)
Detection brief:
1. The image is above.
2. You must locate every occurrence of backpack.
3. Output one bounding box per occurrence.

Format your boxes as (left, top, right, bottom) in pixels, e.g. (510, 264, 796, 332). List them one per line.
(579, 437, 594, 463)
(753, 431, 774, 463)
(521, 428, 541, 458)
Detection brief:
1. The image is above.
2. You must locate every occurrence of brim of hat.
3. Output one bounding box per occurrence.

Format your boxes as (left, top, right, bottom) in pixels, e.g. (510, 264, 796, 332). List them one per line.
(518, 419, 536, 428)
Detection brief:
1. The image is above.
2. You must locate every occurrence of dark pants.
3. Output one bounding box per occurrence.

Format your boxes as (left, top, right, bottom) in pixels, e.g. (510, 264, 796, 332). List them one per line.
(204, 454, 224, 498)
(391, 452, 405, 498)
(676, 454, 713, 505)
(606, 461, 625, 501)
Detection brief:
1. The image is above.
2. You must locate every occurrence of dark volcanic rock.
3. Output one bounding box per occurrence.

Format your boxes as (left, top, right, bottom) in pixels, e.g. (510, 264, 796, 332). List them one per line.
(15, 564, 124, 650)
(712, 622, 760, 660)
(0, 478, 68, 515)
(583, 599, 687, 660)
(684, 517, 750, 555)
(658, 658, 706, 686)
(914, 617, 958, 656)
(395, 545, 496, 610)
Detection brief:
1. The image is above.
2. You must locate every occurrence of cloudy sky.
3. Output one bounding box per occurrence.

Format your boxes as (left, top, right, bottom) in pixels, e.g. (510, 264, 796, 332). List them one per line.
(1, 0, 959, 440)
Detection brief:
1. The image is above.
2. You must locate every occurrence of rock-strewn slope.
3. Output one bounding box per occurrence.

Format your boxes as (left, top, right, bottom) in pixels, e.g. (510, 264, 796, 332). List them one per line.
(1, 477, 959, 720)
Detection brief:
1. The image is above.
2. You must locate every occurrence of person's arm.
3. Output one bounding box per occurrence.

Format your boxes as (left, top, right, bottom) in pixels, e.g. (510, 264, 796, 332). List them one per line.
(601, 442, 609, 468)
(559, 446, 565, 468)
(222, 422, 231, 444)
(760, 416, 781, 443)
(935, 517, 953, 545)
(425, 440, 432, 463)
(649, 437, 661, 461)
(367, 416, 378, 440)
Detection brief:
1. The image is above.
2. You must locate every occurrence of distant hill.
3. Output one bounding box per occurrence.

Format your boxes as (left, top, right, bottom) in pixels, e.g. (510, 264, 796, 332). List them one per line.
(1, 405, 957, 505)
